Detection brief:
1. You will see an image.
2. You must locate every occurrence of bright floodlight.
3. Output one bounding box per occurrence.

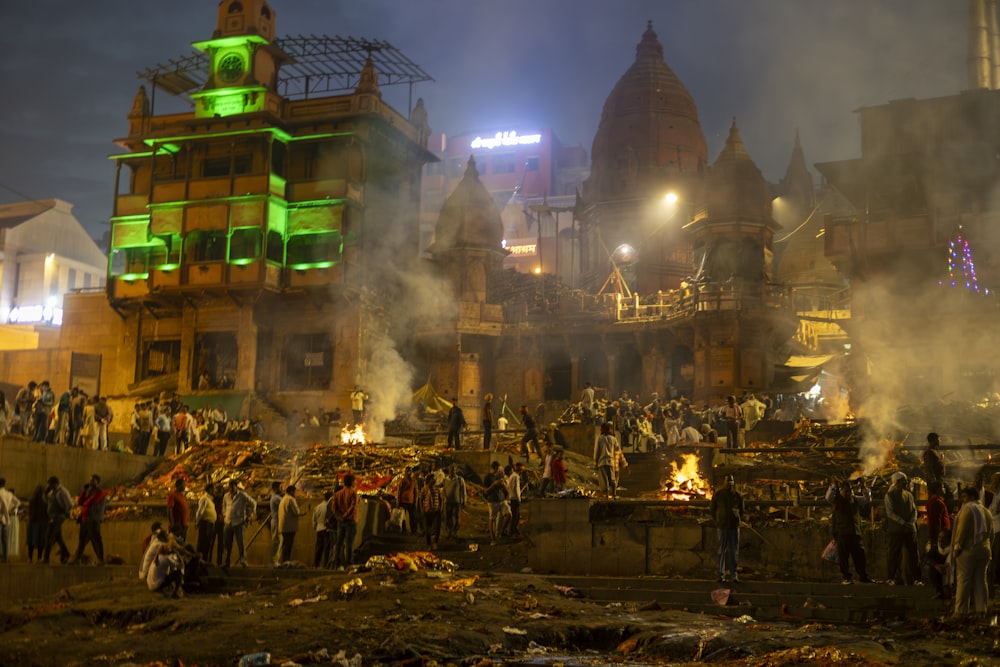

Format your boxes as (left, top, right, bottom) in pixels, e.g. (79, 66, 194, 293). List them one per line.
(664, 192, 679, 205)
(613, 243, 636, 263)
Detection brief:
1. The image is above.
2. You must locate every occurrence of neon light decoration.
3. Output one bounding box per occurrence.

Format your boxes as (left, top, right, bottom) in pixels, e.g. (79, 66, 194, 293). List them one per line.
(6, 305, 64, 326)
(940, 228, 988, 295)
(470, 131, 542, 150)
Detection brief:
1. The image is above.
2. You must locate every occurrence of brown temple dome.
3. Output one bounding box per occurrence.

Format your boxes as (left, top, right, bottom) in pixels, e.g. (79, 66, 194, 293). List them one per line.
(430, 156, 504, 255)
(585, 20, 708, 201)
(703, 119, 772, 223)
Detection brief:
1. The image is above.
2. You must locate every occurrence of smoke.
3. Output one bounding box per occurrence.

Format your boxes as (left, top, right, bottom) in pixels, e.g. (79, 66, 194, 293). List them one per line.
(361, 330, 413, 443)
(849, 277, 998, 475)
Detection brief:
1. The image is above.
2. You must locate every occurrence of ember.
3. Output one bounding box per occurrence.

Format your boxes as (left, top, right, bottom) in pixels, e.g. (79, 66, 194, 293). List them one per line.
(341, 424, 367, 445)
(661, 452, 712, 500)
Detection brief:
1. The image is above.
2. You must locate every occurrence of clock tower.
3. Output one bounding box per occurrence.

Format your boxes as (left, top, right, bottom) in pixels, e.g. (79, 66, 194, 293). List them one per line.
(190, 0, 288, 118)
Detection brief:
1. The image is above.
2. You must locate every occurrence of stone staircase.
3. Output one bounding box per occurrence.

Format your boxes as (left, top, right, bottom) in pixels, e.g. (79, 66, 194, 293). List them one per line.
(548, 575, 953, 624)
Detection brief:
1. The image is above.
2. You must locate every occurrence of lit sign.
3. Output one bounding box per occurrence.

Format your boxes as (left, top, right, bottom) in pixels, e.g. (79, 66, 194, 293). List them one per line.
(470, 131, 542, 150)
(6, 305, 63, 326)
(507, 244, 537, 256)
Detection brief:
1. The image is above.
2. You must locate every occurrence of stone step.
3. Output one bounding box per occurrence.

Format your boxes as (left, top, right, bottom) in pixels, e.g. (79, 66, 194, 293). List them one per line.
(550, 576, 951, 623)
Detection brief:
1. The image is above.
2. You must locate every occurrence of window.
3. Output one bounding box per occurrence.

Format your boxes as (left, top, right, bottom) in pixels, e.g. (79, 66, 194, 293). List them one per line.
(448, 157, 464, 178)
(201, 154, 252, 178)
(193, 331, 238, 390)
(525, 156, 540, 171)
(67, 268, 77, 290)
(229, 228, 261, 263)
(492, 153, 515, 174)
(140, 339, 181, 380)
(286, 232, 342, 267)
(283, 333, 332, 390)
(185, 231, 227, 263)
(266, 230, 284, 263)
(111, 247, 152, 276)
(150, 234, 181, 268)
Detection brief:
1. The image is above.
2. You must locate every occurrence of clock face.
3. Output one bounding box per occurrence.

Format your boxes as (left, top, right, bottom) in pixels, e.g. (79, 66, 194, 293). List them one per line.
(218, 53, 245, 83)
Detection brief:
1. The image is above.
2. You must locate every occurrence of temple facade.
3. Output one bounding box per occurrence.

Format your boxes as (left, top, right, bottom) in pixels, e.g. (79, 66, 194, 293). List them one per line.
(418, 22, 798, 413)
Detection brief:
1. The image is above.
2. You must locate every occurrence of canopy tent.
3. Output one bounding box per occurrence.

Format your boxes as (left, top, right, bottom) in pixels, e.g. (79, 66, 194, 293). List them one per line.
(771, 354, 840, 394)
(412, 382, 452, 414)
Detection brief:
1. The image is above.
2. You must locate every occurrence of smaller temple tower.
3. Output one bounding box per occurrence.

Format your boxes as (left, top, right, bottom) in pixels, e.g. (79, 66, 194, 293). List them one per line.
(685, 120, 789, 398)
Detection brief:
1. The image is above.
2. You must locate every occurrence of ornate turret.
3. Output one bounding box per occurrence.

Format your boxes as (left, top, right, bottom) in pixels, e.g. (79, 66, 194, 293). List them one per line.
(584, 20, 708, 202)
(127, 86, 150, 137)
(190, 0, 289, 118)
(703, 120, 772, 224)
(430, 157, 506, 304)
(355, 57, 382, 97)
(431, 157, 504, 254)
(687, 120, 780, 283)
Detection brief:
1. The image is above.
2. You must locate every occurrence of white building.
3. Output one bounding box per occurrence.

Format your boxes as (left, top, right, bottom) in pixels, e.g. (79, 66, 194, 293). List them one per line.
(0, 199, 106, 345)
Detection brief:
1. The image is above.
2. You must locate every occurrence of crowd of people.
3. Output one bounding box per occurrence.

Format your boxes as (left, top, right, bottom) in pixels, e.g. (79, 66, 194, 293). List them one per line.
(0, 381, 264, 453)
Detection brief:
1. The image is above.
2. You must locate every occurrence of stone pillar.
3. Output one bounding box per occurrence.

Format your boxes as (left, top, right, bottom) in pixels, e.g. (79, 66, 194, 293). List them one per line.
(178, 304, 196, 392)
(236, 304, 258, 392)
(606, 353, 617, 398)
(570, 355, 580, 399)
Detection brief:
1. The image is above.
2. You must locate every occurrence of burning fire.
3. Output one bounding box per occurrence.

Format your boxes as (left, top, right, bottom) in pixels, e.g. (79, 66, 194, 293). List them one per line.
(341, 424, 367, 445)
(661, 453, 712, 500)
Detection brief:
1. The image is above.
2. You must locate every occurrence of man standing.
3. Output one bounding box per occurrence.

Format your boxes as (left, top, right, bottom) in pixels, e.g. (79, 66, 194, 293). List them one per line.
(594, 423, 616, 499)
(481, 393, 494, 451)
(519, 405, 539, 460)
(884, 471, 920, 586)
(154, 406, 172, 457)
(446, 400, 466, 450)
(923, 432, 947, 495)
(0, 478, 21, 562)
(420, 473, 443, 550)
(350, 385, 368, 427)
(331, 474, 359, 571)
(396, 468, 417, 536)
(580, 381, 595, 424)
(277, 485, 302, 564)
(483, 461, 508, 545)
(222, 480, 256, 570)
(42, 476, 73, 564)
(167, 478, 189, 544)
(267, 481, 283, 567)
(313, 490, 333, 568)
(33, 381, 55, 443)
(93, 395, 112, 451)
(710, 474, 745, 583)
(952, 486, 994, 617)
(442, 465, 467, 540)
(504, 464, 522, 538)
(69, 474, 107, 565)
(69, 387, 86, 447)
(194, 483, 217, 562)
(826, 477, 873, 584)
(721, 395, 742, 449)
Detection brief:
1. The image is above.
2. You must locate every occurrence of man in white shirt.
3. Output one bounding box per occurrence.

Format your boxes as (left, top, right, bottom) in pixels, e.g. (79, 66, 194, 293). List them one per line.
(504, 464, 522, 538)
(0, 477, 21, 562)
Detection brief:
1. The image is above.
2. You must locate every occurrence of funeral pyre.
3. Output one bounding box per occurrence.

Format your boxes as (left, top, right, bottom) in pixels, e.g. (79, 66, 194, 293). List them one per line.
(105, 426, 605, 522)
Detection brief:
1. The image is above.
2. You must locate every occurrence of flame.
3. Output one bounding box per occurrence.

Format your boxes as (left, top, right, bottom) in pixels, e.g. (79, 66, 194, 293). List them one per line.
(661, 452, 712, 500)
(341, 424, 367, 445)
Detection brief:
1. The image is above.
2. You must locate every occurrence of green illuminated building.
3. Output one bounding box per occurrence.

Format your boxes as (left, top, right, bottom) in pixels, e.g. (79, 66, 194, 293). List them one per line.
(107, 0, 434, 403)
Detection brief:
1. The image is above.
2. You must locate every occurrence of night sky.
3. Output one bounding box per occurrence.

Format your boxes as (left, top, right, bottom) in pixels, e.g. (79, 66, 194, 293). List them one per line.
(0, 1, 968, 239)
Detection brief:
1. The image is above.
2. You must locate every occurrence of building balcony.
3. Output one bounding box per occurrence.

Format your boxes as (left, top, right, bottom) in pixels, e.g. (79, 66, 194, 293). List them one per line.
(286, 264, 342, 288)
(151, 267, 182, 290)
(287, 178, 361, 205)
(115, 193, 149, 217)
(185, 262, 225, 287)
(227, 260, 282, 289)
(110, 274, 150, 300)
